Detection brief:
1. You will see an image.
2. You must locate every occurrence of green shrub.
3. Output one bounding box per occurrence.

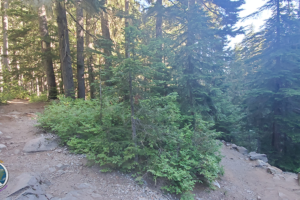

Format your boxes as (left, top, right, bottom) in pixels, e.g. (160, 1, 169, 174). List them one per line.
(37, 93, 223, 197)
(29, 93, 48, 102)
(0, 82, 29, 103)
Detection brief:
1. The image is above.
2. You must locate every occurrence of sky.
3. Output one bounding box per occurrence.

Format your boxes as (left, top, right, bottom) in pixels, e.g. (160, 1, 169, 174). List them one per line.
(228, 0, 272, 48)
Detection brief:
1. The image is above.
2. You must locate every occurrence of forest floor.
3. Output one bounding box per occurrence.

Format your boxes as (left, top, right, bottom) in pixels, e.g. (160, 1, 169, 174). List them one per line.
(0, 100, 300, 200)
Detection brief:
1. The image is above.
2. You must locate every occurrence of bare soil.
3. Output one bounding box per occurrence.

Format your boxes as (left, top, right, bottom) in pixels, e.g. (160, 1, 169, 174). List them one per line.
(0, 100, 299, 200)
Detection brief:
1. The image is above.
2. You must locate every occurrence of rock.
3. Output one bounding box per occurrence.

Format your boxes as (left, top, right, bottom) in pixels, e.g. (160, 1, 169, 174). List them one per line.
(23, 137, 58, 153)
(49, 167, 56, 173)
(249, 152, 268, 163)
(75, 183, 94, 190)
(257, 196, 261, 200)
(255, 159, 270, 168)
(212, 180, 221, 188)
(279, 192, 289, 200)
(273, 174, 281, 180)
(267, 166, 282, 175)
(5, 136, 12, 140)
(7, 173, 49, 199)
(55, 164, 68, 171)
(81, 158, 88, 166)
(14, 149, 20, 155)
(0, 144, 7, 149)
(236, 146, 248, 155)
(231, 144, 238, 149)
(0, 131, 3, 135)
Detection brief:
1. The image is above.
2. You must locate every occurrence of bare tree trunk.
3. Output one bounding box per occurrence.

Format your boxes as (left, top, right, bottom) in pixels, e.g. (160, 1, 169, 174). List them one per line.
(38, 5, 58, 99)
(76, 0, 85, 99)
(272, 0, 281, 152)
(56, 1, 75, 98)
(2, 0, 9, 72)
(156, 0, 162, 62)
(86, 13, 95, 99)
(125, 0, 137, 162)
(186, 0, 196, 126)
(100, 9, 112, 85)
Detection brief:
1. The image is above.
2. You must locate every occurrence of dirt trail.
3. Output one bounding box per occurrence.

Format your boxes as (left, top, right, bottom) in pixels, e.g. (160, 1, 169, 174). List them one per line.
(0, 100, 299, 200)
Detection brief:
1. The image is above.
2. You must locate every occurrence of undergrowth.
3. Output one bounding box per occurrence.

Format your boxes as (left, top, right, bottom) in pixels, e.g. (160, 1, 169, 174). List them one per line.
(37, 94, 223, 198)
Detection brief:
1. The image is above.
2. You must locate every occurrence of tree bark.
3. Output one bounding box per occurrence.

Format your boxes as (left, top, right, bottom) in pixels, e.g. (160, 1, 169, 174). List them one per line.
(156, 0, 163, 61)
(85, 13, 95, 99)
(76, 0, 85, 99)
(125, 0, 138, 162)
(56, 1, 75, 98)
(2, 0, 9, 72)
(100, 9, 112, 85)
(272, 0, 281, 152)
(38, 5, 58, 99)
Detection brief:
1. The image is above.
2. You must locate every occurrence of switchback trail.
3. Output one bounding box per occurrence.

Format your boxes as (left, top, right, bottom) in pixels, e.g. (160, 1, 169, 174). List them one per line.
(0, 100, 299, 200)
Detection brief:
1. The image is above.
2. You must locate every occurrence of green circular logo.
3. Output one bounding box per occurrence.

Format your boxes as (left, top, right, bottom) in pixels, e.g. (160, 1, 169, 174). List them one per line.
(0, 163, 8, 189)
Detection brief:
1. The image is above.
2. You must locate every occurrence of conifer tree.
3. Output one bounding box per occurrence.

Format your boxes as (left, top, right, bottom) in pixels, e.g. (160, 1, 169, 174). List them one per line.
(76, 0, 85, 99)
(238, 0, 300, 171)
(2, 0, 9, 72)
(38, 4, 58, 99)
(56, 0, 75, 98)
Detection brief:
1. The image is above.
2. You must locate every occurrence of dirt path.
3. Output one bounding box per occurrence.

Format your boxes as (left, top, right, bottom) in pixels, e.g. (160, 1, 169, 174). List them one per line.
(0, 100, 299, 200)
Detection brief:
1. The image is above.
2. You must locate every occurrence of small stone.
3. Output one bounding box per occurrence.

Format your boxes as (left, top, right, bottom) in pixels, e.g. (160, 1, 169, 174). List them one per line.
(273, 175, 281, 180)
(56, 163, 63, 169)
(279, 192, 289, 200)
(267, 166, 282, 175)
(255, 160, 269, 168)
(213, 180, 221, 188)
(257, 196, 261, 200)
(249, 152, 268, 163)
(57, 149, 62, 153)
(14, 149, 20, 155)
(0, 131, 3, 135)
(49, 167, 56, 173)
(0, 144, 7, 149)
(5, 136, 12, 139)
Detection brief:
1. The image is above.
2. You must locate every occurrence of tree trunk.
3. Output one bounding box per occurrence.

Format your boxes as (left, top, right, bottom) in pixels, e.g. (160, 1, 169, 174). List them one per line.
(56, 1, 75, 98)
(85, 13, 95, 99)
(38, 5, 58, 99)
(187, 0, 195, 105)
(100, 9, 112, 85)
(2, 0, 9, 72)
(76, 0, 85, 99)
(125, 0, 138, 162)
(156, 0, 162, 61)
(272, 0, 281, 152)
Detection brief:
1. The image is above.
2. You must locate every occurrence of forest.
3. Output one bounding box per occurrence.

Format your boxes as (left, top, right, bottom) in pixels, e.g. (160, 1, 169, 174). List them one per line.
(0, 0, 300, 197)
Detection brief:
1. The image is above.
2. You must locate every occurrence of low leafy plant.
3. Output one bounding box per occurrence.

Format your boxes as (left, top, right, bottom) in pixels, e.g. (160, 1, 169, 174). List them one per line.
(29, 93, 48, 102)
(37, 94, 223, 198)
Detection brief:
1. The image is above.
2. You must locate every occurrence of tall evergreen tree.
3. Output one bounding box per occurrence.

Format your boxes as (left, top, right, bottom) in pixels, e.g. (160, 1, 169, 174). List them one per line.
(56, 0, 75, 98)
(38, 4, 58, 99)
(2, 0, 9, 71)
(76, 0, 85, 99)
(237, 0, 300, 171)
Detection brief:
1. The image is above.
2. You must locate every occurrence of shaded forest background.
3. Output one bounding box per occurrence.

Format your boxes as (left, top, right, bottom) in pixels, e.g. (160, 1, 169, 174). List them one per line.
(1, 0, 300, 197)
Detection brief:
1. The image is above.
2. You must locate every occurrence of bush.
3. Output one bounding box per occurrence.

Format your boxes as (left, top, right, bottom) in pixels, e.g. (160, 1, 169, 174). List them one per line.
(37, 93, 223, 197)
(0, 82, 29, 103)
(29, 93, 48, 102)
